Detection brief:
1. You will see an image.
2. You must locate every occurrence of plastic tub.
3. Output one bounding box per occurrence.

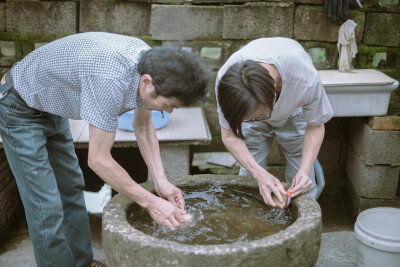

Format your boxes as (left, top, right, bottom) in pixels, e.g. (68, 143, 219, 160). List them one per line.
(117, 110, 170, 131)
(354, 207, 400, 267)
(318, 69, 399, 117)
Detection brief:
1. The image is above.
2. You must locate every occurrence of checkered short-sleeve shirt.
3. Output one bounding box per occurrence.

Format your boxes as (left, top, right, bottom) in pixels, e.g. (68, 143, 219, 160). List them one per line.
(11, 32, 150, 131)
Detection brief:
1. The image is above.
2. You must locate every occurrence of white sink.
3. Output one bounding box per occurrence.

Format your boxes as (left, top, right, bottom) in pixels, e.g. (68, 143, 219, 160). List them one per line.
(319, 69, 399, 117)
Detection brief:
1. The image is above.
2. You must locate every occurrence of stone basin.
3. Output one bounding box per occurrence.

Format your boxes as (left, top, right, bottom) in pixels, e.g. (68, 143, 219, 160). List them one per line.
(102, 175, 322, 267)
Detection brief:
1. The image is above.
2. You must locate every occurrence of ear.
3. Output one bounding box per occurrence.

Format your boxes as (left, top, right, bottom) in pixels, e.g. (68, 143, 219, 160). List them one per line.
(140, 74, 153, 86)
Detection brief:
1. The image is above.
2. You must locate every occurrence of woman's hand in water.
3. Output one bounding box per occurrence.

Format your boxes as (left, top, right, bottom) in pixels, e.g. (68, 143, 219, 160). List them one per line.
(254, 169, 286, 207)
(146, 196, 187, 231)
(154, 178, 186, 211)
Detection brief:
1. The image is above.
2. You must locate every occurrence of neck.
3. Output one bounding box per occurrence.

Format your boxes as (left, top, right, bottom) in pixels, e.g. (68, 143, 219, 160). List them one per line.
(259, 62, 282, 93)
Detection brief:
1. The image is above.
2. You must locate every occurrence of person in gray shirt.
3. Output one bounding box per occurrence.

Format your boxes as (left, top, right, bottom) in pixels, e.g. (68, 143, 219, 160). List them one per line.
(216, 38, 333, 207)
(0, 32, 211, 267)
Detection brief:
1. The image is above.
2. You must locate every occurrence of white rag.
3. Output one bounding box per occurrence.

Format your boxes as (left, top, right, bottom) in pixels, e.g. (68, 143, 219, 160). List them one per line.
(337, 19, 358, 72)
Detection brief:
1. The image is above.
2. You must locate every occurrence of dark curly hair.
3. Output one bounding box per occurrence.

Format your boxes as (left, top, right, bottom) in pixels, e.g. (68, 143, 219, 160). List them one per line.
(218, 60, 276, 139)
(138, 46, 212, 106)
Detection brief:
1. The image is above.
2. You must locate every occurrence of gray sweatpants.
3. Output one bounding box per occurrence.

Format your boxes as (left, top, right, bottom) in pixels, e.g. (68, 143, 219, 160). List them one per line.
(239, 112, 317, 199)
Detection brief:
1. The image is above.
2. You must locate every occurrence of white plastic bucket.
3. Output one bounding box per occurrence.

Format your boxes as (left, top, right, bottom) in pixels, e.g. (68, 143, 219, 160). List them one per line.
(354, 207, 400, 267)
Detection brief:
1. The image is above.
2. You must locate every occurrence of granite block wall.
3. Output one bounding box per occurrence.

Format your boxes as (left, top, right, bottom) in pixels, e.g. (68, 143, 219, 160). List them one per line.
(346, 118, 400, 217)
(0, 0, 399, 213)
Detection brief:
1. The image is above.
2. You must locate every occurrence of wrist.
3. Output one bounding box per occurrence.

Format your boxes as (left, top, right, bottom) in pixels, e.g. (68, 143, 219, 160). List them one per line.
(152, 175, 168, 185)
(250, 166, 268, 181)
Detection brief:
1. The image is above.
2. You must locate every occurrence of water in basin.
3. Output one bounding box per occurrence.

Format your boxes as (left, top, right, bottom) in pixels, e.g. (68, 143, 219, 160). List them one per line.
(127, 183, 294, 245)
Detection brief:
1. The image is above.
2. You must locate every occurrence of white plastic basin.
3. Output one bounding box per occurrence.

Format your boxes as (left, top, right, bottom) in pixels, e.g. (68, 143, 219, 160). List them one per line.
(318, 69, 399, 117)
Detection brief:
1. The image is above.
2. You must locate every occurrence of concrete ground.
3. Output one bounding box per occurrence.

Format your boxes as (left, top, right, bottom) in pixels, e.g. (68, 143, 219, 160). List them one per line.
(0, 196, 357, 267)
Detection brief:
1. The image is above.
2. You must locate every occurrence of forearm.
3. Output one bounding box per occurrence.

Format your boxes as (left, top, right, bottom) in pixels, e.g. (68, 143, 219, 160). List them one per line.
(88, 152, 156, 208)
(221, 128, 266, 179)
(299, 124, 325, 175)
(135, 122, 167, 183)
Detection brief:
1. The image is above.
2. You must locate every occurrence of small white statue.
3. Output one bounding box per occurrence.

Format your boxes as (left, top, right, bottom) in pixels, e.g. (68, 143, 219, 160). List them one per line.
(337, 19, 358, 72)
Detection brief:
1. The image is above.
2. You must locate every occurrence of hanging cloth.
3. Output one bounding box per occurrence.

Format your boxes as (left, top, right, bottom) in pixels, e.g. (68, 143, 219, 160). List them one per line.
(337, 19, 358, 72)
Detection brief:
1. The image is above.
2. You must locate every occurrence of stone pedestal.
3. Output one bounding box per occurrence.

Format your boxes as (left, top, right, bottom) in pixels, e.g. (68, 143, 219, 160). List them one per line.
(346, 118, 400, 217)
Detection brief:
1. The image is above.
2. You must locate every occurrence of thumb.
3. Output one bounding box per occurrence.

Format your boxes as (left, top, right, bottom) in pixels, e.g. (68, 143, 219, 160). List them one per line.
(166, 194, 177, 205)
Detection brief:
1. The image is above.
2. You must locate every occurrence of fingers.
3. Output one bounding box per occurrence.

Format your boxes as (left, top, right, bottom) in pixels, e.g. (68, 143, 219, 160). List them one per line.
(259, 182, 285, 207)
(290, 175, 312, 198)
(260, 187, 276, 207)
(148, 198, 187, 230)
(271, 184, 283, 203)
(175, 193, 186, 211)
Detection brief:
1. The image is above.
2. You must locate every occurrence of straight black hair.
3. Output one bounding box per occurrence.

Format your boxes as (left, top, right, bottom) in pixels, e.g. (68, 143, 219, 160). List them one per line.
(218, 60, 276, 139)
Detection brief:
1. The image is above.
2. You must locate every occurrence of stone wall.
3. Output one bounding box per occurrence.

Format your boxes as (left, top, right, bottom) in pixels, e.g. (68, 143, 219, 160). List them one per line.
(1, 0, 399, 216)
(346, 118, 400, 217)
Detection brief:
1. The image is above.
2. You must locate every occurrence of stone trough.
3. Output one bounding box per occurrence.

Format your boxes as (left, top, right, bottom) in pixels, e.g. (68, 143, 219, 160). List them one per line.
(102, 174, 322, 267)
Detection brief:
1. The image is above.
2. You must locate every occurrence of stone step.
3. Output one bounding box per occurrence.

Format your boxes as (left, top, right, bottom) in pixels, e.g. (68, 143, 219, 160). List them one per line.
(368, 116, 400, 130)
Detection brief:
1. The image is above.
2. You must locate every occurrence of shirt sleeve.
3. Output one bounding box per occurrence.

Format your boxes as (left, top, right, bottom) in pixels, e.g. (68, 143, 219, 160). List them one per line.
(302, 77, 334, 125)
(80, 75, 127, 131)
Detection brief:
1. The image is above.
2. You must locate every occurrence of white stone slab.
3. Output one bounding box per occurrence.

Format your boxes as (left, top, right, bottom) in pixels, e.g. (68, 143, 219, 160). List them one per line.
(76, 107, 211, 144)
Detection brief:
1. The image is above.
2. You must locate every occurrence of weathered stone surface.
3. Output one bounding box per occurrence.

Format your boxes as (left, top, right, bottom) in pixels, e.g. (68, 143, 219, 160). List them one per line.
(369, 116, 400, 130)
(159, 144, 189, 179)
(150, 5, 222, 40)
(193, 0, 258, 3)
(346, 179, 400, 219)
(349, 117, 400, 165)
(346, 146, 399, 199)
(193, 0, 324, 4)
(125, 0, 184, 3)
(80, 0, 151, 36)
(294, 6, 365, 42)
(0, 3, 5, 32)
(6, 1, 77, 34)
(223, 2, 294, 39)
(316, 231, 357, 266)
(364, 13, 400, 47)
(0, 41, 16, 57)
(103, 175, 322, 267)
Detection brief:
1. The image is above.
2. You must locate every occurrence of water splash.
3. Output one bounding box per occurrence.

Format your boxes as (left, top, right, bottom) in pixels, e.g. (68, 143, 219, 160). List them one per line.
(127, 184, 294, 245)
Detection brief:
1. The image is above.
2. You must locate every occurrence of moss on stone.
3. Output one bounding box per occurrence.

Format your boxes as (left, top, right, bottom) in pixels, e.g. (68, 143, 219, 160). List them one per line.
(0, 32, 67, 42)
(136, 36, 162, 47)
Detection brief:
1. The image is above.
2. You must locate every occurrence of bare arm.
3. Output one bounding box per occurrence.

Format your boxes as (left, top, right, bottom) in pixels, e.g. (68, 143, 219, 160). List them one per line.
(133, 106, 185, 210)
(221, 127, 285, 206)
(290, 123, 325, 197)
(88, 124, 186, 230)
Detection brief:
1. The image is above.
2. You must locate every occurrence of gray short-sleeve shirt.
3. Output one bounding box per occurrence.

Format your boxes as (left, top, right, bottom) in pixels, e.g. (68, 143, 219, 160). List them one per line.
(215, 37, 334, 129)
(11, 32, 150, 131)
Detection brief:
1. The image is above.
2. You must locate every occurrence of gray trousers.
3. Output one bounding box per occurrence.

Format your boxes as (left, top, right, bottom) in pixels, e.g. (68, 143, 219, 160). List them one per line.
(239, 112, 317, 199)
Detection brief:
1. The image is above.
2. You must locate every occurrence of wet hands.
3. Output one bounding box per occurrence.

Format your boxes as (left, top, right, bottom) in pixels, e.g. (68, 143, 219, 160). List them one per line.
(150, 179, 192, 230)
(154, 179, 186, 210)
(255, 171, 286, 207)
(146, 197, 188, 231)
(289, 171, 312, 198)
